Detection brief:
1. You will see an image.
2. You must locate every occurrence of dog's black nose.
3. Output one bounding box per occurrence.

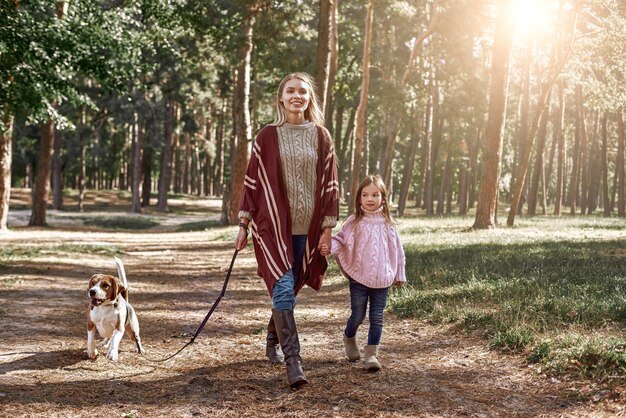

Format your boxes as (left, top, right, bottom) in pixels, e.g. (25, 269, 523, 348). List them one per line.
(89, 289, 96, 297)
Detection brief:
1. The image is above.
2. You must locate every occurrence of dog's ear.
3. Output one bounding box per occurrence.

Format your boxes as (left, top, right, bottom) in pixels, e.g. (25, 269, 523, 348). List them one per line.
(113, 277, 127, 299)
(110, 276, 119, 299)
(88, 274, 99, 291)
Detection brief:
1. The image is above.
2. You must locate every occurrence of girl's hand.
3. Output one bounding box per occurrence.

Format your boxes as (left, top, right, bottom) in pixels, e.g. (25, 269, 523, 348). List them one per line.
(318, 227, 332, 256)
(394, 280, 404, 288)
(235, 228, 248, 251)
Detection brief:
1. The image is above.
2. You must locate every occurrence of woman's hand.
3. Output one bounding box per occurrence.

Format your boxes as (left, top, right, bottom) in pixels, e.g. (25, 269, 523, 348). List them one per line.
(235, 222, 249, 251)
(318, 227, 332, 256)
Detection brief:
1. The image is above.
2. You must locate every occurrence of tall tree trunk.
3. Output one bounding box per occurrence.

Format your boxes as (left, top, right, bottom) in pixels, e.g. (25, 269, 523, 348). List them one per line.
(183, 133, 191, 194)
(468, 127, 481, 209)
(587, 112, 601, 214)
(617, 110, 625, 217)
(78, 132, 86, 212)
(511, 43, 532, 210)
(437, 152, 452, 215)
(324, 0, 339, 133)
(0, 109, 13, 231)
(130, 111, 143, 213)
(577, 85, 589, 214)
(398, 110, 420, 216)
(157, 99, 175, 211)
(554, 81, 566, 215)
(213, 95, 226, 196)
(141, 146, 152, 207)
(416, 91, 433, 209)
(29, 120, 55, 226)
(224, 11, 254, 224)
(473, 0, 514, 229)
(425, 77, 440, 216)
(52, 128, 63, 210)
(601, 112, 610, 215)
(527, 86, 551, 215)
(349, 0, 374, 213)
(315, 0, 333, 115)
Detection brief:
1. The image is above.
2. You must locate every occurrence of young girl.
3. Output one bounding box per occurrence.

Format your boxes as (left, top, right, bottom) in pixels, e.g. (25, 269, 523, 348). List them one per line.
(323, 175, 405, 372)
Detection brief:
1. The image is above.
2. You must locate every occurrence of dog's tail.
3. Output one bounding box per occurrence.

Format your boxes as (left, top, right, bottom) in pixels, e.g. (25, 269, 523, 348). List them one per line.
(114, 256, 128, 290)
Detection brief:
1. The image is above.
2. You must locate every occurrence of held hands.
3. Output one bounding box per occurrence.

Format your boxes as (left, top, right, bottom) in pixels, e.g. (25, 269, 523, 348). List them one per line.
(318, 227, 332, 257)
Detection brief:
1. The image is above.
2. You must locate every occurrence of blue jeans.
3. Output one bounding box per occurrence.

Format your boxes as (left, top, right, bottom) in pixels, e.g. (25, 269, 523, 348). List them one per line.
(344, 279, 389, 345)
(273, 235, 307, 311)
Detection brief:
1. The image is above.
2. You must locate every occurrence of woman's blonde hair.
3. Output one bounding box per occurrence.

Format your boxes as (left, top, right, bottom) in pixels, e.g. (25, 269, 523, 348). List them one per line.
(270, 72, 325, 127)
(354, 175, 395, 224)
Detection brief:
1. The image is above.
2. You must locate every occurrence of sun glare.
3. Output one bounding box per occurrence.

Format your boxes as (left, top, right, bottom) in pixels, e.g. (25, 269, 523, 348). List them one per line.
(511, 0, 558, 39)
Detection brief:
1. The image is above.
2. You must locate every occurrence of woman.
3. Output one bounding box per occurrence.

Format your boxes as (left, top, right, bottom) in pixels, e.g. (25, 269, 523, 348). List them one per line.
(235, 72, 339, 388)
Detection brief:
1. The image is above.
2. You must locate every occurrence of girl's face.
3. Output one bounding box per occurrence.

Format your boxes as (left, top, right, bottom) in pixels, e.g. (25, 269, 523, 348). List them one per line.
(280, 78, 311, 121)
(360, 183, 383, 212)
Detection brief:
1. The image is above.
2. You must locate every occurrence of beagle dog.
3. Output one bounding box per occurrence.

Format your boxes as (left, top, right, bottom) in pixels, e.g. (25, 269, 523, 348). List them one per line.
(87, 257, 144, 361)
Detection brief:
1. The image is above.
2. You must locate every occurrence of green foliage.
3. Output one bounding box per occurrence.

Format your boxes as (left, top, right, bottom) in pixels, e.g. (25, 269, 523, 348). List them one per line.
(0, 0, 145, 127)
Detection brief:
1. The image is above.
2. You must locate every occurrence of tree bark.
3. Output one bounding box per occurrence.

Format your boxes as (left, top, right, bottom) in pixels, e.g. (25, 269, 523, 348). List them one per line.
(52, 128, 63, 210)
(601, 112, 610, 215)
(527, 86, 551, 215)
(617, 110, 625, 217)
(224, 11, 254, 224)
(472, 0, 514, 229)
(130, 111, 143, 213)
(29, 120, 55, 226)
(349, 0, 374, 213)
(398, 111, 420, 216)
(315, 0, 333, 115)
(0, 109, 13, 231)
(577, 85, 589, 215)
(554, 80, 565, 215)
(141, 146, 152, 207)
(587, 112, 601, 214)
(157, 99, 175, 211)
(324, 0, 339, 132)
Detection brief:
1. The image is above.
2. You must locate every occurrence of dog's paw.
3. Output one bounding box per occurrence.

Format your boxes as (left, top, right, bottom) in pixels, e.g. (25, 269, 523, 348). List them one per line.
(87, 349, 98, 359)
(106, 349, 119, 361)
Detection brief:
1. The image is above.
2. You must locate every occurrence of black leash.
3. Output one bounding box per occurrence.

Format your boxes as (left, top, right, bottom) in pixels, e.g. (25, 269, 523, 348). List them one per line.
(141, 249, 239, 362)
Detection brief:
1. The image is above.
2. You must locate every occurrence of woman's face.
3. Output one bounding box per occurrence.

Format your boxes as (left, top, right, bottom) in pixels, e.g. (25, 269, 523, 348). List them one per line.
(280, 78, 311, 120)
(360, 183, 383, 212)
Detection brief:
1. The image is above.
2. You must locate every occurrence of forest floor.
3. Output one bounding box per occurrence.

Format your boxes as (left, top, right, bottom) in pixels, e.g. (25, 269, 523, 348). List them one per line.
(0, 190, 624, 417)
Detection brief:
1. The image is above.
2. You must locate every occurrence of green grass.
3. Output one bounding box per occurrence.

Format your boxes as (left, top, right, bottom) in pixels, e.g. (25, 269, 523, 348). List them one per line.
(82, 216, 159, 230)
(0, 244, 119, 260)
(383, 215, 626, 386)
(177, 220, 222, 232)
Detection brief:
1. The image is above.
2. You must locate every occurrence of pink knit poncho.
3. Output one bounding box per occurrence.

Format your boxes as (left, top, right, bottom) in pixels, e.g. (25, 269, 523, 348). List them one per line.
(330, 207, 406, 289)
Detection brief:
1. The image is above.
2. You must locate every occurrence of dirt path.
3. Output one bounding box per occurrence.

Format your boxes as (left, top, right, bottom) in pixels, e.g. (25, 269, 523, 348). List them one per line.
(0, 227, 621, 417)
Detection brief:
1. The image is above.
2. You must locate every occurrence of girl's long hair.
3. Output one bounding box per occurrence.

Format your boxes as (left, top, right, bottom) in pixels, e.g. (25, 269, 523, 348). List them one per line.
(270, 72, 325, 127)
(354, 175, 396, 224)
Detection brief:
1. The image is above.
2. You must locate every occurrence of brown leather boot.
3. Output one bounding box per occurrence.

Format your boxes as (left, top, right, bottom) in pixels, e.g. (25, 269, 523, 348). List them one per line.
(272, 308, 308, 388)
(266, 314, 284, 364)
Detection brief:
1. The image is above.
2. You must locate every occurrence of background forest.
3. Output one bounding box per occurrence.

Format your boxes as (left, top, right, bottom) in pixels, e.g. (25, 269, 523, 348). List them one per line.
(1, 0, 625, 230)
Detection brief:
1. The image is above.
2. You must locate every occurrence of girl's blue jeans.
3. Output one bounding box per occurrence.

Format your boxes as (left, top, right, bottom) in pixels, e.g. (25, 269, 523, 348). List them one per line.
(344, 279, 389, 346)
(272, 235, 307, 311)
